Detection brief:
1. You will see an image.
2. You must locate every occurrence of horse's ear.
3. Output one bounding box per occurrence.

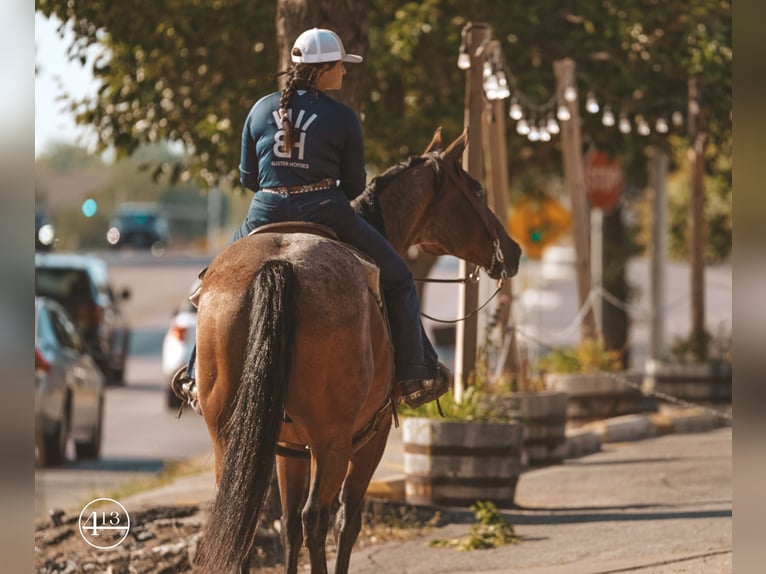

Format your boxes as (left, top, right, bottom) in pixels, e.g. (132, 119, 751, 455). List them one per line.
(423, 127, 443, 154)
(442, 128, 468, 162)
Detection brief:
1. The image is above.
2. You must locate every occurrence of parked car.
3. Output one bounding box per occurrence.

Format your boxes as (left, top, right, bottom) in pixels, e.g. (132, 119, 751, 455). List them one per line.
(35, 207, 56, 252)
(162, 299, 197, 409)
(106, 202, 170, 251)
(35, 296, 106, 467)
(35, 252, 131, 385)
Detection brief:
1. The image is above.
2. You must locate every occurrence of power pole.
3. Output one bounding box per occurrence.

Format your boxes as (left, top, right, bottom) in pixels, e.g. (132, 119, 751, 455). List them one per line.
(688, 77, 708, 359)
(454, 22, 489, 402)
(553, 58, 597, 340)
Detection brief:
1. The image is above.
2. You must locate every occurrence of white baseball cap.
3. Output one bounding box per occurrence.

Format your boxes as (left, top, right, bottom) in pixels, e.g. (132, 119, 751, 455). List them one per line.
(291, 28, 363, 64)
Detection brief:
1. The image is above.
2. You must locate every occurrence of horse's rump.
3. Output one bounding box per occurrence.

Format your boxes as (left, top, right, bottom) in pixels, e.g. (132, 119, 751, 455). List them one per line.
(197, 232, 392, 445)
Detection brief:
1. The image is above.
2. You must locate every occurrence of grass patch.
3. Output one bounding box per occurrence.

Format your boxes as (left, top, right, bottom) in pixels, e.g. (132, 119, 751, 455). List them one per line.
(429, 501, 519, 551)
(85, 457, 213, 505)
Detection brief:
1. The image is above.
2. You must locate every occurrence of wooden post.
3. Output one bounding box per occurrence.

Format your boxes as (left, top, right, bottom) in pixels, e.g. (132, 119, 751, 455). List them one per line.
(648, 147, 669, 359)
(484, 89, 518, 377)
(688, 77, 707, 358)
(454, 22, 489, 402)
(553, 58, 597, 340)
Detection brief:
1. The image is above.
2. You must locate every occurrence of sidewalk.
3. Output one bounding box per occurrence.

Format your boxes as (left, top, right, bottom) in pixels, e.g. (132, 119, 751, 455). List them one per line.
(119, 404, 731, 573)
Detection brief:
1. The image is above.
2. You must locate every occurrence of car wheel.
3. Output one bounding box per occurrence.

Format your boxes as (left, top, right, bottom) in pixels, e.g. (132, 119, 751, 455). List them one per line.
(42, 406, 69, 466)
(76, 397, 103, 460)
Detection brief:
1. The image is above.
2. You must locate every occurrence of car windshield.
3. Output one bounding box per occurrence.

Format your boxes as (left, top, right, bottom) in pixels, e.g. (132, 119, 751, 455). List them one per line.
(36, 268, 94, 305)
(118, 213, 161, 229)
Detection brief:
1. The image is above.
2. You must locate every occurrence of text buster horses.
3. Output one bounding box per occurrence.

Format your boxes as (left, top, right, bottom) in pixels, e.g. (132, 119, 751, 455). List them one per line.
(193, 129, 521, 573)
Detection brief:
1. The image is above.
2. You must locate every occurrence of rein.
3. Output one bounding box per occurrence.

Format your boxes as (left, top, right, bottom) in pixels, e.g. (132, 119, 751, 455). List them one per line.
(416, 277, 504, 324)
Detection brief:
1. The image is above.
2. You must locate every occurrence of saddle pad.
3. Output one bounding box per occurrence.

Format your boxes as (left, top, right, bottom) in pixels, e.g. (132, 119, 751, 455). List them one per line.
(247, 221, 338, 240)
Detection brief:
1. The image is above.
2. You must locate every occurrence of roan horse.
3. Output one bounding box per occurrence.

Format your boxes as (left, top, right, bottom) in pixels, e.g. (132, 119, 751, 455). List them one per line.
(193, 129, 522, 573)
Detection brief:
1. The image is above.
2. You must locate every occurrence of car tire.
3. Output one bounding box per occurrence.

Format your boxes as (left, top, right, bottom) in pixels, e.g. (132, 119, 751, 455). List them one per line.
(42, 406, 69, 466)
(76, 397, 103, 460)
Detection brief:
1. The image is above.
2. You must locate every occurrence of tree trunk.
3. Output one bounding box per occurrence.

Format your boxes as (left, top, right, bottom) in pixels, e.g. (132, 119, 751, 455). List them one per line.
(601, 204, 630, 369)
(275, 0, 368, 113)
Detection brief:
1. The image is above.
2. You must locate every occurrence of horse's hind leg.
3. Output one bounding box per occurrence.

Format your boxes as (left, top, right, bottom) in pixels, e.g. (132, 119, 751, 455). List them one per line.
(276, 452, 309, 574)
(302, 443, 353, 574)
(332, 418, 392, 574)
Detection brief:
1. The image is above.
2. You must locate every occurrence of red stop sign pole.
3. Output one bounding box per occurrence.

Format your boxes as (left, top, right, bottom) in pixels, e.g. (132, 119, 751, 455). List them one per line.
(585, 151, 623, 212)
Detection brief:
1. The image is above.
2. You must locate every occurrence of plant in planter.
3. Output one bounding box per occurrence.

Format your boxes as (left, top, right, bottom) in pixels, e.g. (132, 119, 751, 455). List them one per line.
(645, 323, 732, 404)
(538, 337, 654, 423)
(399, 384, 523, 509)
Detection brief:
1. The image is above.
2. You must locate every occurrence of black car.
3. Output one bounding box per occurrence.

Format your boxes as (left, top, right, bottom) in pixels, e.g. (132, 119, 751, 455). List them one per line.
(35, 253, 131, 385)
(106, 202, 170, 250)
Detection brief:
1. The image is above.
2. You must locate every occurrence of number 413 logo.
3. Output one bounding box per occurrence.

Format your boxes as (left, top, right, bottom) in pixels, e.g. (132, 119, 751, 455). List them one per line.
(78, 497, 131, 549)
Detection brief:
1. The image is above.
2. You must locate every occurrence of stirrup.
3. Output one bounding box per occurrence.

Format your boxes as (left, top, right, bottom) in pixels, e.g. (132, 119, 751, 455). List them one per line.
(398, 364, 451, 409)
(171, 367, 203, 417)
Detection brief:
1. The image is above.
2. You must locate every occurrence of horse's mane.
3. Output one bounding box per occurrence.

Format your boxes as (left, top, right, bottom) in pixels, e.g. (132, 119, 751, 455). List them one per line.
(352, 155, 434, 237)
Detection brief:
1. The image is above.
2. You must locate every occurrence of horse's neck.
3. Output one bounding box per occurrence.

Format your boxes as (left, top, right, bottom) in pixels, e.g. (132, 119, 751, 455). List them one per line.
(377, 189, 426, 255)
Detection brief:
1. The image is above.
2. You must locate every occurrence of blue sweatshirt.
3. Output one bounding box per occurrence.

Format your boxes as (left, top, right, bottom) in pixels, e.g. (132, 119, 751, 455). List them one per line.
(239, 89, 366, 200)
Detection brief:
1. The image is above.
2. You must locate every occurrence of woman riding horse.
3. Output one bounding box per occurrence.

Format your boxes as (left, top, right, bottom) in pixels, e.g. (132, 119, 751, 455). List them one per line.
(175, 27, 448, 410)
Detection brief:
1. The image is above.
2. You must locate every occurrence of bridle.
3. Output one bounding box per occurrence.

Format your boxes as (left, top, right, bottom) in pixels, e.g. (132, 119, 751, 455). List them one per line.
(414, 153, 507, 324)
(424, 152, 507, 281)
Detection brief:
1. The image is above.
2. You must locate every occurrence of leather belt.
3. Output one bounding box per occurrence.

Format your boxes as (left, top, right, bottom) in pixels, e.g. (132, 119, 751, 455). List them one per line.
(260, 178, 337, 195)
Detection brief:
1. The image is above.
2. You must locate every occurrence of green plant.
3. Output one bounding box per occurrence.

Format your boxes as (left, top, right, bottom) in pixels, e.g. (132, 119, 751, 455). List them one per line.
(670, 322, 732, 364)
(536, 337, 623, 375)
(398, 385, 512, 422)
(429, 501, 519, 550)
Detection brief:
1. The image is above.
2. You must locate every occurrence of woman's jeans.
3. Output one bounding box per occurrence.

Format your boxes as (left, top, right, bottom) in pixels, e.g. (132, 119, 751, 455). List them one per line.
(228, 187, 437, 381)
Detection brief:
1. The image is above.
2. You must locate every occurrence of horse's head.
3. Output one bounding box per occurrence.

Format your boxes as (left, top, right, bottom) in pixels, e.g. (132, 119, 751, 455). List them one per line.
(413, 129, 522, 279)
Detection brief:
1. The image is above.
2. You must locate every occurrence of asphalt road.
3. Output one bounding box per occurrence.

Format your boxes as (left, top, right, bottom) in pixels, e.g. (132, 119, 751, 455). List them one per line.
(34, 251, 214, 519)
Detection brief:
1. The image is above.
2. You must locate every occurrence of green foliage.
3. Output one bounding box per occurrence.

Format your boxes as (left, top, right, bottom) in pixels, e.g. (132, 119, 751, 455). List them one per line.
(669, 323, 731, 364)
(537, 337, 623, 374)
(37, 0, 730, 194)
(429, 501, 519, 550)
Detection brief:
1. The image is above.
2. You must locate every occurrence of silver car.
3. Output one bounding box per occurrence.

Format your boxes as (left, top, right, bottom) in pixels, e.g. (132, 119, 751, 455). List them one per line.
(35, 296, 106, 467)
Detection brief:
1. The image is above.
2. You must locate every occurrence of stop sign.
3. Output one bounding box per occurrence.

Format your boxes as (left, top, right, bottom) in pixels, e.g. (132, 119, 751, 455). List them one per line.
(585, 151, 623, 211)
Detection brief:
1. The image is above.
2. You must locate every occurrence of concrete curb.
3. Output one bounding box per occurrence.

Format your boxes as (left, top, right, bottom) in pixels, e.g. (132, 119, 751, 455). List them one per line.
(366, 405, 732, 497)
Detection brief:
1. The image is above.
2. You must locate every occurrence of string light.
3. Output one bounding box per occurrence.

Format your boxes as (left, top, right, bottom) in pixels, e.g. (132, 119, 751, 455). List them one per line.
(602, 106, 615, 126)
(516, 118, 530, 135)
(672, 111, 684, 126)
(457, 28, 470, 70)
(585, 91, 600, 114)
(556, 103, 571, 122)
(637, 116, 651, 136)
(655, 117, 669, 133)
(564, 85, 577, 102)
(546, 114, 560, 134)
(509, 98, 523, 120)
(528, 122, 541, 142)
(538, 120, 551, 141)
(618, 113, 631, 134)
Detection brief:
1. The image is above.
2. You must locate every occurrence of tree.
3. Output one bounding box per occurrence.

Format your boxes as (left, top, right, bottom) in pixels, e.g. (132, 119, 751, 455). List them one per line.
(37, 0, 730, 187)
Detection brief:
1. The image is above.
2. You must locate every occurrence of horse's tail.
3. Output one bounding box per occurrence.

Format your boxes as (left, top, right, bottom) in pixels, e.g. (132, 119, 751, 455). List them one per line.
(195, 259, 296, 573)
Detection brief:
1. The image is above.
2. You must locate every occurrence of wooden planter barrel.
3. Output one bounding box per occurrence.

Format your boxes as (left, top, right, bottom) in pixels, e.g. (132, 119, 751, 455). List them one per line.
(644, 360, 732, 403)
(402, 418, 523, 509)
(544, 372, 656, 423)
(482, 392, 569, 467)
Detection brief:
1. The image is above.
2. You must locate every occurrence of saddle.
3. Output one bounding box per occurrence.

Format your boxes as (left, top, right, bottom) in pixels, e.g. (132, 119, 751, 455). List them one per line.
(189, 221, 383, 310)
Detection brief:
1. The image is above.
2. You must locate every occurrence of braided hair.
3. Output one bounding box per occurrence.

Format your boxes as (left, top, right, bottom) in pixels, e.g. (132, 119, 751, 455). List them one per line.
(278, 52, 333, 153)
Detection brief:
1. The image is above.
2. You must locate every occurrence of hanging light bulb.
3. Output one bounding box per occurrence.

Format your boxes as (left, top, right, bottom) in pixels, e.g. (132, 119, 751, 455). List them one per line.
(556, 104, 571, 122)
(528, 123, 540, 142)
(655, 117, 669, 133)
(564, 85, 577, 102)
(672, 110, 684, 126)
(516, 118, 530, 135)
(482, 61, 492, 78)
(618, 113, 631, 134)
(602, 106, 615, 127)
(495, 73, 511, 99)
(483, 74, 499, 100)
(585, 91, 600, 114)
(637, 117, 651, 136)
(546, 114, 560, 134)
(538, 121, 551, 142)
(457, 51, 471, 70)
(509, 98, 523, 120)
